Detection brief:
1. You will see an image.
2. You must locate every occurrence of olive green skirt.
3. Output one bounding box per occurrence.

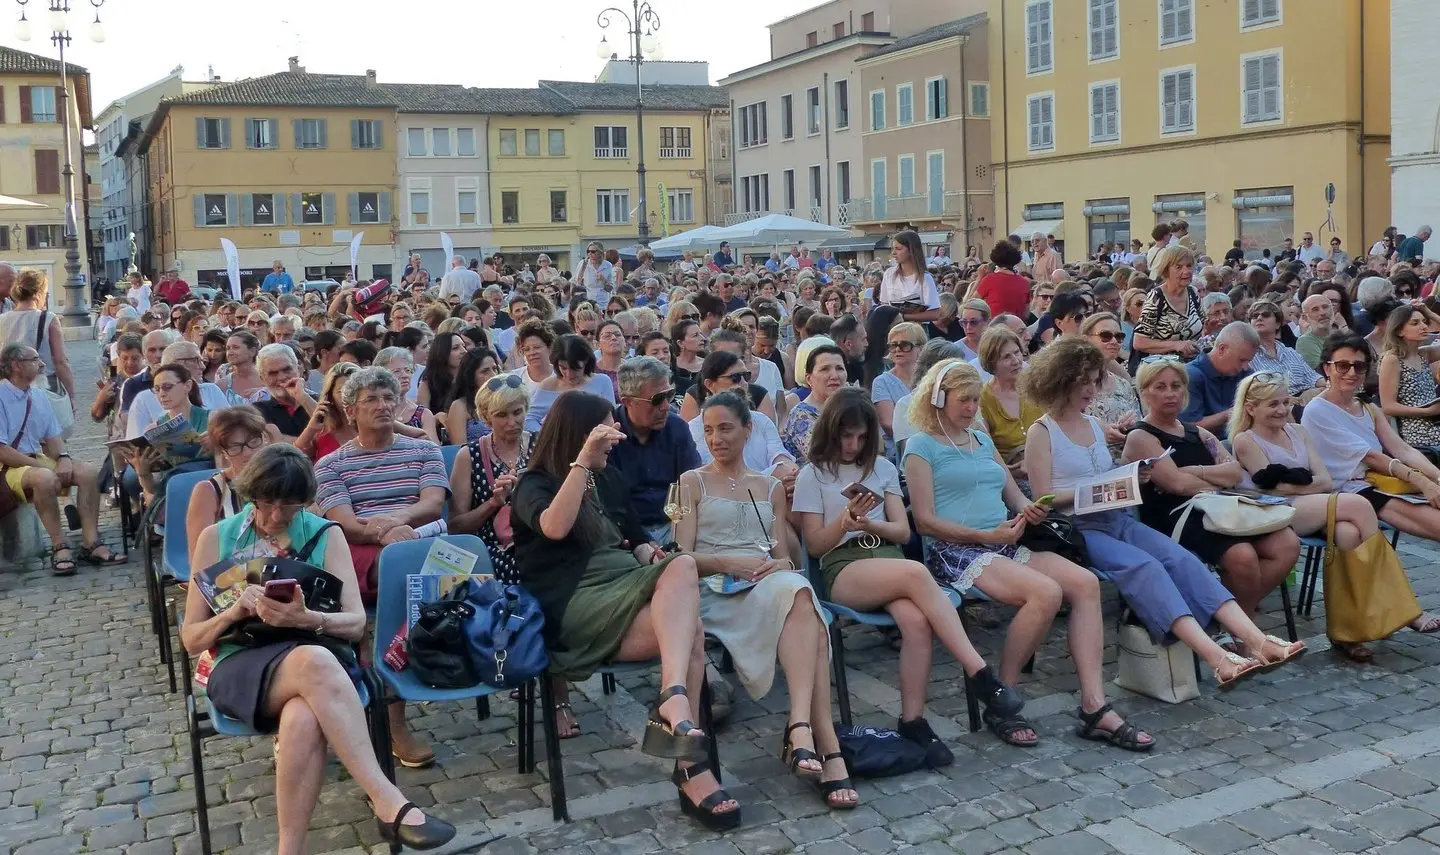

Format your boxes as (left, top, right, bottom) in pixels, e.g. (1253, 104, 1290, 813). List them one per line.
(550, 546, 676, 680)
(818, 541, 906, 597)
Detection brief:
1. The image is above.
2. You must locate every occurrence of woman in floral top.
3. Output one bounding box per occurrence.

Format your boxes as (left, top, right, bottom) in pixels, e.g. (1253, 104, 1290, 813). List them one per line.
(1129, 245, 1202, 372)
(782, 343, 848, 463)
(1081, 314, 1141, 455)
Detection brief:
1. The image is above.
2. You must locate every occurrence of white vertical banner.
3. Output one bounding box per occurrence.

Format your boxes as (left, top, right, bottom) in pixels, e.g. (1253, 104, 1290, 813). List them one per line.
(349, 231, 364, 280)
(440, 232, 455, 271)
(219, 238, 241, 301)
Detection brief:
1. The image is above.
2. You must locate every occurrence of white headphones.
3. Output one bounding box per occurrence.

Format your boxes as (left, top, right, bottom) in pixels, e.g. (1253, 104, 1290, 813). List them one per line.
(930, 359, 966, 409)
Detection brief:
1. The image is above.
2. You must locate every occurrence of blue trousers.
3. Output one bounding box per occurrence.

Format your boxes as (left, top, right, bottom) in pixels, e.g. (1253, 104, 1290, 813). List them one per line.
(1078, 510, 1235, 643)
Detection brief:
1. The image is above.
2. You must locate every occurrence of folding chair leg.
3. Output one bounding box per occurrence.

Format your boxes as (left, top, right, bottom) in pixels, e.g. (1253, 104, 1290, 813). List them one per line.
(475, 696, 490, 721)
(539, 675, 569, 822)
(186, 695, 212, 855)
(601, 672, 616, 695)
(163, 590, 179, 694)
(700, 679, 721, 785)
(959, 607, 980, 732)
(1280, 582, 1298, 643)
(518, 681, 533, 774)
(526, 681, 540, 774)
(365, 672, 396, 783)
(829, 624, 853, 726)
(1021, 655, 1035, 675)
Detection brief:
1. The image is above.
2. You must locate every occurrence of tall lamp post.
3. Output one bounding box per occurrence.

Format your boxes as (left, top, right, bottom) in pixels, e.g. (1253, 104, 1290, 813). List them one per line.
(15, 0, 105, 328)
(596, 0, 661, 246)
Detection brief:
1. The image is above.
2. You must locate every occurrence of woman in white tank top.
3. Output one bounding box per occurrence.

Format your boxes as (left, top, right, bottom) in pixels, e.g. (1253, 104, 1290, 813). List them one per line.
(1022, 339, 1306, 690)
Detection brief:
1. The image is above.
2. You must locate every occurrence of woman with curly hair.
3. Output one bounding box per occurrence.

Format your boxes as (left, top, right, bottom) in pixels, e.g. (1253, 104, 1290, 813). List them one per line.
(1023, 337, 1306, 690)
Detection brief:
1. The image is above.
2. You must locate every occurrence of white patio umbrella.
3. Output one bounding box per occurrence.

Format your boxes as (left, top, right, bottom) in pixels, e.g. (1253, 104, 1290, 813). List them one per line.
(0, 194, 45, 209)
(708, 213, 853, 249)
(647, 224, 727, 254)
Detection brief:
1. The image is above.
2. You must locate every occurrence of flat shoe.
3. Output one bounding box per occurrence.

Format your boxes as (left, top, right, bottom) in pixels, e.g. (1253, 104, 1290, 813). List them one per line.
(376, 802, 455, 850)
(1255, 636, 1306, 669)
(1214, 652, 1262, 690)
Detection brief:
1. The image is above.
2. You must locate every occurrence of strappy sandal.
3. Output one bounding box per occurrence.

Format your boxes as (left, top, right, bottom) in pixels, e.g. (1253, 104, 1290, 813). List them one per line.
(1410, 613, 1440, 634)
(817, 752, 859, 810)
(642, 685, 710, 762)
(1075, 703, 1154, 753)
(1254, 636, 1307, 670)
(1332, 640, 1375, 663)
(779, 721, 823, 779)
(671, 760, 741, 831)
(983, 708, 1039, 748)
(554, 702, 581, 739)
(1214, 652, 1263, 690)
(50, 546, 76, 576)
(77, 543, 127, 565)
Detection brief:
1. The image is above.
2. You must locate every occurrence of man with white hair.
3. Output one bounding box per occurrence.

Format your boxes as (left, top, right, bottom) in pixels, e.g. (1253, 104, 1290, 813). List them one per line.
(253, 342, 316, 440)
(1295, 294, 1335, 369)
(1353, 275, 1396, 336)
(1398, 226, 1432, 264)
(124, 341, 229, 439)
(1181, 321, 1260, 436)
(0, 261, 14, 311)
(269, 313, 297, 343)
(438, 254, 481, 302)
(1031, 232, 1060, 282)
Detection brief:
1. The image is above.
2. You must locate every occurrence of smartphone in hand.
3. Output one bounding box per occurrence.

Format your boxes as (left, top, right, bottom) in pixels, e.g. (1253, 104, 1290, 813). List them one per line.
(263, 579, 299, 601)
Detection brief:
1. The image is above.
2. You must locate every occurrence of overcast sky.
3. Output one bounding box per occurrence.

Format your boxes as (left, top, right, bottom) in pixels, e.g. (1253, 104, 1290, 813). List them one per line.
(7, 0, 821, 112)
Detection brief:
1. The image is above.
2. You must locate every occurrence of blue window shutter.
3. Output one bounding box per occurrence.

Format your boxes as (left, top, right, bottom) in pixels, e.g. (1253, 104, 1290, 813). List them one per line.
(272, 193, 286, 225)
(291, 193, 303, 224)
(317, 120, 328, 149)
(193, 194, 206, 226)
(348, 192, 360, 223)
(267, 119, 279, 149)
(350, 119, 360, 150)
(371, 120, 382, 149)
(220, 118, 232, 149)
(240, 193, 253, 225)
(322, 192, 336, 225)
(378, 191, 392, 224)
(292, 119, 303, 148)
(195, 117, 207, 148)
(225, 193, 239, 224)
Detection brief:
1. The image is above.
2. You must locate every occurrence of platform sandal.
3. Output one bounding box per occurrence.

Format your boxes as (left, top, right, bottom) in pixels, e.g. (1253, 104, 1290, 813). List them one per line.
(642, 684, 710, 762)
(779, 721, 822, 779)
(672, 760, 741, 831)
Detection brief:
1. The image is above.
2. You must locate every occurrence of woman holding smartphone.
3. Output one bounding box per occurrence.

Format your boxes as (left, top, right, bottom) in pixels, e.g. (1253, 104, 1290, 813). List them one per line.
(794, 388, 1024, 759)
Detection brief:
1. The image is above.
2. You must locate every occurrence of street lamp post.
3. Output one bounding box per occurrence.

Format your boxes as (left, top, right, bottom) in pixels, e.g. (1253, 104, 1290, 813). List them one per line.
(15, 0, 104, 328)
(596, 0, 661, 246)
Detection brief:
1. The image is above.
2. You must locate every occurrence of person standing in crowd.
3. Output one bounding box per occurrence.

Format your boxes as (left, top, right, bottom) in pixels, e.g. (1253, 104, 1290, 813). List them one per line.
(261, 261, 295, 296)
(878, 230, 941, 323)
(713, 241, 734, 268)
(0, 270, 76, 407)
(439, 255, 482, 303)
(155, 266, 191, 306)
(1031, 232, 1061, 283)
(576, 242, 615, 302)
(1397, 226, 1430, 263)
(1131, 245, 1203, 366)
(0, 344, 125, 574)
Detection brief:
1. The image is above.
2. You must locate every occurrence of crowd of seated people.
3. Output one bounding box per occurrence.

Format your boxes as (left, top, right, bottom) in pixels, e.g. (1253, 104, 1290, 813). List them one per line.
(52, 224, 1440, 847)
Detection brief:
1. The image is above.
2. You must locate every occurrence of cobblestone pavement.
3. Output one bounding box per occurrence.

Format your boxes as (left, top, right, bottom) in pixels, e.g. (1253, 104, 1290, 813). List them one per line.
(6, 339, 1440, 854)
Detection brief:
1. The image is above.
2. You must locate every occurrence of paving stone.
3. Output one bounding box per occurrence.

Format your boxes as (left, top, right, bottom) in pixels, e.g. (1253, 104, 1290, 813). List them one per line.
(1170, 822, 1260, 855)
(1021, 829, 1118, 855)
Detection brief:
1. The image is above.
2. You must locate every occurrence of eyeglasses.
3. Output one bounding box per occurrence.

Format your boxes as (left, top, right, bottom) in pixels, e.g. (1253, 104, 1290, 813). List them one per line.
(720, 370, 752, 384)
(960, 317, 986, 328)
(254, 500, 307, 515)
(887, 340, 916, 353)
(485, 374, 525, 392)
(626, 388, 675, 408)
(222, 436, 266, 456)
(1091, 330, 1123, 343)
(248, 320, 266, 327)
(153, 382, 187, 394)
(578, 329, 597, 340)
(1326, 359, 1369, 375)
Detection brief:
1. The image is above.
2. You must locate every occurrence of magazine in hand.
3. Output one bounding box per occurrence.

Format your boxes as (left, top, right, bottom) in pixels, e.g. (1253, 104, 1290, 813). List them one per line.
(1072, 448, 1174, 515)
(703, 574, 757, 595)
(104, 412, 206, 471)
(404, 539, 491, 627)
(193, 556, 267, 614)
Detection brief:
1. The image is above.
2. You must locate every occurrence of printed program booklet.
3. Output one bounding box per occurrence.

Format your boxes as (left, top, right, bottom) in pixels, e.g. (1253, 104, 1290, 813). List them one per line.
(1072, 448, 1174, 515)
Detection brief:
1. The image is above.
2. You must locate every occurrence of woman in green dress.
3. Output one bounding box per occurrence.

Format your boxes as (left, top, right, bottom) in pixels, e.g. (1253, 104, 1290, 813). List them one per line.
(511, 390, 740, 831)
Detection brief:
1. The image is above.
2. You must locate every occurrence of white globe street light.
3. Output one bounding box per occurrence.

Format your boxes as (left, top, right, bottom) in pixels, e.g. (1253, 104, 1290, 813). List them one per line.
(595, 35, 611, 59)
(14, 14, 28, 39)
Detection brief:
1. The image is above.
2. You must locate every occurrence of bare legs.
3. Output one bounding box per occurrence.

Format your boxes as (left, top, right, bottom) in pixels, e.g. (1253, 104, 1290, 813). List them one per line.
(771, 587, 857, 807)
(613, 556, 736, 815)
(1216, 529, 1299, 615)
(1288, 493, 1376, 550)
(21, 462, 110, 561)
(261, 647, 427, 855)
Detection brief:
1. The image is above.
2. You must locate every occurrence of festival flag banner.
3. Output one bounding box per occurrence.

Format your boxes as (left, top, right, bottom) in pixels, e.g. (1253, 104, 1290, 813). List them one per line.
(220, 238, 241, 300)
(441, 232, 455, 271)
(349, 231, 364, 280)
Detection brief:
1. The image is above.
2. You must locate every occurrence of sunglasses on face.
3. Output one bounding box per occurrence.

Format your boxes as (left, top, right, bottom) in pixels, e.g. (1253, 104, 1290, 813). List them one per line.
(680, 313, 699, 322)
(720, 370, 752, 384)
(887, 340, 916, 353)
(628, 388, 675, 407)
(1327, 359, 1369, 375)
(960, 317, 986, 328)
(153, 382, 187, 394)
(1091, 330, 1123, 343)
(485, 374, 525, 392)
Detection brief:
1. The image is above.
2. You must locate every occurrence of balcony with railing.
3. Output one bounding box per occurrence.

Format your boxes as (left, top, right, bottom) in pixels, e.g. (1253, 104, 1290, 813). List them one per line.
(722, 206, 827, 227)
(844, 191, 967, 225)
(594, 146, 628, 159)
(659, 147, 693, 159)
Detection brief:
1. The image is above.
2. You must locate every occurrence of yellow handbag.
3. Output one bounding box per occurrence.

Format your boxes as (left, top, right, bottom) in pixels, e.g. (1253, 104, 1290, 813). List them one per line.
(1364, 471, 1417, 495)
(1322, 494, 1422, 643)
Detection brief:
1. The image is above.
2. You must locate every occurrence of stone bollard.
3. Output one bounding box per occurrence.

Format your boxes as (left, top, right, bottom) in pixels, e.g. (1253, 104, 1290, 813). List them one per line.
(0, 505, 48, 564)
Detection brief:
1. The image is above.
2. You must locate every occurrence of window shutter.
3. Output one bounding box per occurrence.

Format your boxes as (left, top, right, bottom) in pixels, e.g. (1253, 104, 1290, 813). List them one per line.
(1243, 58, 1262, 119)
(1179, 3, 1192, 37)
(225, 193, 239, 225)
(18, 85, 30, 123)
(322, 192, 336, 225)
(292, 119, 303, 148)
(1243, 0, 1259, 23)
(244, 118, 255, 148)
(272, 193, 286, 225)
(371, 120, 382, 149)
(193, 194, 206, 227)
(267, 119, 279, 149)
(378, 191, 392, 224)
(50, 87, 60, 123)
(291, 193, 303, 224)
(1091, 89, 1104, 139)
(317, 120, 328, 149)
(33, 150, 58, 194)
(348, 192, 360, 224)
(350, 119, 360, 149)
(1262, 57, 1280, 118)
(196, 116, 207, 148)
(1179, 72, 1194, 127)
(220, 118, 232, 149)
(1161, 1, 1175, 41)
(240, 193, 254, 225)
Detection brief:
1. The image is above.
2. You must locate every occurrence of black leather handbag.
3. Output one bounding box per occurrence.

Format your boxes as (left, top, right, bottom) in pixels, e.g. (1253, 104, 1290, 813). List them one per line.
(1018, 512, 1091, 568)
(407, 586, 480, 689)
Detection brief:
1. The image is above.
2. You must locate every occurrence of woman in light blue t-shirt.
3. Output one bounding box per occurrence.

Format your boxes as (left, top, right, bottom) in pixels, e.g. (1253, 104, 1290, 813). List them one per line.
(792, 388, 1021, 766)
(904, 359, 1155, 754)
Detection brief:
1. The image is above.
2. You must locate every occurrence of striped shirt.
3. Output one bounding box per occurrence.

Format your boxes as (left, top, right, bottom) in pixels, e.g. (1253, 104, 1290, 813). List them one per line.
(314, 435, 449, 517)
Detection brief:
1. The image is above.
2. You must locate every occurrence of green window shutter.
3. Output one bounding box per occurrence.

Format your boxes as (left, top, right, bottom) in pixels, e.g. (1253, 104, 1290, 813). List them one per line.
(322, 192, 336, 225)
(377, 191, 392, 224)
(193, 194, 206, 226)
(240, 193, 254, 225)
(347, 192, 360, 223)
(220, 118, 232, 149)
(196, 117, 207, 148)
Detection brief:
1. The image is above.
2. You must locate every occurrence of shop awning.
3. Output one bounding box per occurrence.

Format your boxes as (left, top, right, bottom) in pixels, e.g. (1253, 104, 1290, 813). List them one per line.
(916, 230, 953, 246)
(816, 235, 887, 252)
(1012, 219, 1065, 241)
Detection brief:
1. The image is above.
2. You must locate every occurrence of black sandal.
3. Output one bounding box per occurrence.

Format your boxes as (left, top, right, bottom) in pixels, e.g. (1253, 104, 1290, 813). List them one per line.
(50, 547, 76, 577)
(77, 543, 127, 565)
(779, 721, 821, 779)
(642, 685, 710, 762)
(1074, 703, 1154, 753)
(671, 760, 741, 831)
(969, 665, 1024, 719)
(817, 752, 859, 810)
(983, 708, 1039, 748)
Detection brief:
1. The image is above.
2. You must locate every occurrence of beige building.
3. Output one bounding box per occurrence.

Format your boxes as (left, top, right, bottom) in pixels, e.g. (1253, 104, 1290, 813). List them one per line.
(849, 12, 993, 255)
(0, 46, 92, 314)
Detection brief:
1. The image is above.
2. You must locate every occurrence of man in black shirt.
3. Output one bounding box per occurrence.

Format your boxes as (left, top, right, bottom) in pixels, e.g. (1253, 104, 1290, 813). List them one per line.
(1224, 240, 1245, 267)
(254, 343, 317, 440)
(830, 313, 867, 383)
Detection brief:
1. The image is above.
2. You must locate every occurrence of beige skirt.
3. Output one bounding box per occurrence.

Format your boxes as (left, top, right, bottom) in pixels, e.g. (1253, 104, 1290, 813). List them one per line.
(698, 570, 826, 700)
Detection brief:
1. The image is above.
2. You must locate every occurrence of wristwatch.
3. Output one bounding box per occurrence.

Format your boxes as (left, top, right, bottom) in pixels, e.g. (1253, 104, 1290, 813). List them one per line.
(55, 453, 71, 460)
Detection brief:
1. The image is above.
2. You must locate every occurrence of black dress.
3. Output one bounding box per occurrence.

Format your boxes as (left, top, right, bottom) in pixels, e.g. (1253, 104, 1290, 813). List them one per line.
(465, 433, 533, 583)
(1133, 422, 1249, 566)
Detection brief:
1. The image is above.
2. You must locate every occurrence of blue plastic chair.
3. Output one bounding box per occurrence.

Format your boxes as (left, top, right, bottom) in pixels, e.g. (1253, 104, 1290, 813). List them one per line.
(147, 468, 219, 694)
(440, 443, 463, 472)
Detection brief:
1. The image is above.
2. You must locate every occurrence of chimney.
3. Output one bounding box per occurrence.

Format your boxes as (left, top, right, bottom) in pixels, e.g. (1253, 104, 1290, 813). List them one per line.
(365, 69, 377, 86)
(287, 56, 305, 74)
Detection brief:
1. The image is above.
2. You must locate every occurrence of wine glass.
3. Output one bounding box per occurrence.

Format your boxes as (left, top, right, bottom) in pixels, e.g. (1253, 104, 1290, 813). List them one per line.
(664, 482, 692, 523)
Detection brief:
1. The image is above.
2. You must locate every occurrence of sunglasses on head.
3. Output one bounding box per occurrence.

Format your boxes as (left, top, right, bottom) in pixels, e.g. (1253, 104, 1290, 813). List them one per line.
(1141, 354, 1185, 364)
(485, 374, 525, 392)
(628, 388, 675, 407)
(680, 313, 699, 322)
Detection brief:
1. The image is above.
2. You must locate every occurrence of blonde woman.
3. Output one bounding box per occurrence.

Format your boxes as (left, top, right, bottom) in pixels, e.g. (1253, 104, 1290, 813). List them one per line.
(872, 322, 927, 457)
(977, 326, 1041, 477)
(663, 300, 699, 339)
(1131, 245, 1202, 362)
(97, 296, 123, 342)
(535, 253, 560, 285)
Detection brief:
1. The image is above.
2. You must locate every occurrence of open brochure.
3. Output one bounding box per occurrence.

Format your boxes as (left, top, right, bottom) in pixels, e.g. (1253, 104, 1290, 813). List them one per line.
(1373, 491, 1430, 505)
(193, 556, 266, 614)
(104, 411, 206, 471)
(404, 539, 491, 627)
(1072, 448, 1174, 515)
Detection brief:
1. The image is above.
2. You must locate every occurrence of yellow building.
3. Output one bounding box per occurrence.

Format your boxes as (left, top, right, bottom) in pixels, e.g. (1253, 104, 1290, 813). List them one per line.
(139, 59, 399, 290)
(485, 81, 728, 269)
(990, 0, 1390, 262)
(0, 46, 93, 316)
